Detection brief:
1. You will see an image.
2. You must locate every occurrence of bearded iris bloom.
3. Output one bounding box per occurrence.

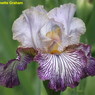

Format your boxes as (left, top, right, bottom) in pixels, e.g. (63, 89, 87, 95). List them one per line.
(0, 3, 95, 91)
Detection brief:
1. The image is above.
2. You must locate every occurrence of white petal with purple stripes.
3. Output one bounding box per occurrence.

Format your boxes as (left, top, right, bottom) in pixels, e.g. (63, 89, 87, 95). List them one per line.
(35, 50, 87, 91)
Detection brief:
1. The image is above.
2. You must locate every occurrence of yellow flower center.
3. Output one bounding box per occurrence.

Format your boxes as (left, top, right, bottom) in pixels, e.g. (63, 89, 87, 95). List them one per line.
(46, 27, 62, 54)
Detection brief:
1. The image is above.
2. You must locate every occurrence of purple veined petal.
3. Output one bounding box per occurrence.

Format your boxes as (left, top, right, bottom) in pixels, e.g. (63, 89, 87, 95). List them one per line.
(0, 48, 37, 88)
(85, 57, 95, 76)
(0, 59, 20, 88)
(77, 44, 95, 76)
(34, 49, 87, 91)
(63, 43, 95, 77)
(17, 48, 37, 70)
(76, 43, 91, 57)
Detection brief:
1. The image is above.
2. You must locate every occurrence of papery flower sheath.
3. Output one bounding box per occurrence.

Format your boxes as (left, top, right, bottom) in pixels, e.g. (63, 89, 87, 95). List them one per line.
(0, 3, 95, 91)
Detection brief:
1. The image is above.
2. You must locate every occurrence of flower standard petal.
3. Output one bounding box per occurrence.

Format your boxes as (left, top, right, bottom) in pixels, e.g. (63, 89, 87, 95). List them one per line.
(68, 17, 86, 44)
(48, 4, 86, 50)
(40, 19, 64, 52)
(48, 3, 76, 35)
(61, 18, 86, 49)
(61, 20, 86, 50)
(70, 17, 86, 35)
(12, 6, 48, 49)
(0, 48, 36, 88)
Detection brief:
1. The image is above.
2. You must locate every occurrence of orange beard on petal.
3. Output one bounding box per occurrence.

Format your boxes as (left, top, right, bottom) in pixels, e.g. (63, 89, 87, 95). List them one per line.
(46, 27, 63, 54)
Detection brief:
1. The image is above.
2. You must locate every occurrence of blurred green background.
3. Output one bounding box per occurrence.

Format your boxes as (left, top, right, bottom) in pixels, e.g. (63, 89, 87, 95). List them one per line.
(0, 0, 95, 95)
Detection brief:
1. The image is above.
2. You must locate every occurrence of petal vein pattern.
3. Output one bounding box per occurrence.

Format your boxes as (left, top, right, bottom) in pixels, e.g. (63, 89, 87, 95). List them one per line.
(34, 50, 87, 91)
(0, 48, 35, 88)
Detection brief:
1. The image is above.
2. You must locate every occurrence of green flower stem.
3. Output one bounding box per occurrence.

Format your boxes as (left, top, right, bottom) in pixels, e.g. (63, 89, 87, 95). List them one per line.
(66, 79, 87, 95)
(77, 79, 87, 95)
(43, 81, 61, 95)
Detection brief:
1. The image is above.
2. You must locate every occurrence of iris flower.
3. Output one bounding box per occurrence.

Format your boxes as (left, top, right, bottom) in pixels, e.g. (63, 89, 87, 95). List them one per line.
(0, 3, 95, 91)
